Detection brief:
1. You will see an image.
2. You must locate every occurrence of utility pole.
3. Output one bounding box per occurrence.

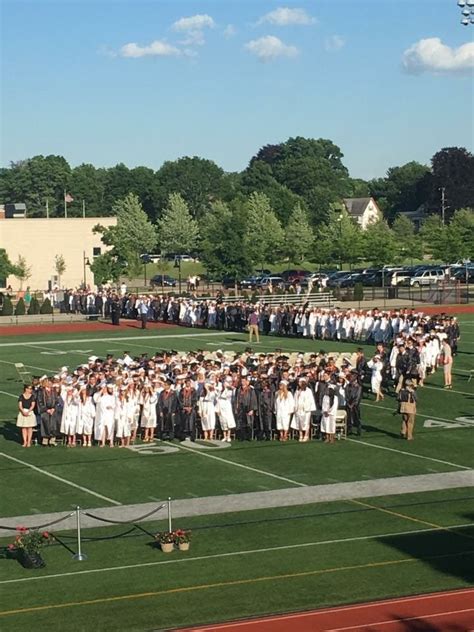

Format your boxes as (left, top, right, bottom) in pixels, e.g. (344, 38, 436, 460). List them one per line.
(441, 187, 445, 225)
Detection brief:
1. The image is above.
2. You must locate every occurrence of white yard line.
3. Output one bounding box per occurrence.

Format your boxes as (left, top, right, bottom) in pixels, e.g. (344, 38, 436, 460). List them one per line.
(176, 443, 307, 488)
(0, 452, 121, 505)
(423, 384, 474, 397)
(1, 522, 473, 585)
(347, 438, 472, 471)
(0, 332, 229, 348)
(361, 401, 471, 426)
(0, 390, 17, 399)
(0, 359, 54, 374)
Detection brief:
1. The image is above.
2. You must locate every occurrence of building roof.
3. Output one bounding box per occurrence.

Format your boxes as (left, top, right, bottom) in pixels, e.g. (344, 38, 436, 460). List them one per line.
(343, 197, 374, 217)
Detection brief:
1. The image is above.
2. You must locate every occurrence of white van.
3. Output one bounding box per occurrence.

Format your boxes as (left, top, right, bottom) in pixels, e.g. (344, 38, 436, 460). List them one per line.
(409, 269, 445, 287)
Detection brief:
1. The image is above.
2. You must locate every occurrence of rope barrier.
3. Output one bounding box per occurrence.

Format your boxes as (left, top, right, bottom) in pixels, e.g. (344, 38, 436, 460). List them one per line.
(0, 511, 75, 532)
(82, 503, 166, 525)
(59, 526, 138, 542)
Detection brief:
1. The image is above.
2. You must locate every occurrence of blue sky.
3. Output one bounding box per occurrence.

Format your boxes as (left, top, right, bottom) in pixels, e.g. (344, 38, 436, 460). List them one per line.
(1, 0, 473, 179)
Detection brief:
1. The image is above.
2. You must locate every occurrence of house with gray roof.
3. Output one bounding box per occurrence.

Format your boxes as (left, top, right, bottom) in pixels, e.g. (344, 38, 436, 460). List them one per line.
(342, 197, 381, 230)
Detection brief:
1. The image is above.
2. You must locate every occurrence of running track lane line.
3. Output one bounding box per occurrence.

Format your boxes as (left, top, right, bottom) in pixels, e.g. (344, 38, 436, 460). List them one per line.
(175, 443, 307, 488)
(0, 452, 121, 506)
(185, 589, 474, 630)
(346, 437, 472, 471)
(3, 523, 473, 585)
(1, 551, 473, 617)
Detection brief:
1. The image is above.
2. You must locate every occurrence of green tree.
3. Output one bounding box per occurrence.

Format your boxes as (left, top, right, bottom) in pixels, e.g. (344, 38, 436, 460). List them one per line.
(14, 255, 32, 290)
(284, 204, 314, 263)
(70, 163, 107, 217)
(200, 200, 252, 282)
(15, 297, 26, 315)
(315, 207, 364, 268)
(1, 295, 13, 316)
(244, 192, 284, 267)
(363, 220, 397, 267)
(94, 193, 157, 280)
(157, 193, 200, 256)
(89, 252, 122, 285)
(446, 208, 474, 261)
(392, 214, 423, 261)
(153, 157, 226, 221)
(430, 147, 474, 217)
(40, 297, 53, 314)
(0, 249, 16, 282)
(27, 296, 40, 315)
(420, 215, 449, 261)
(54, 254, 66, 288)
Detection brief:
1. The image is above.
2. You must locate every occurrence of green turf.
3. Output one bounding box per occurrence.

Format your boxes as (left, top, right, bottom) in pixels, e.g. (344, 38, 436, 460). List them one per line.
(0, 488, 473, 631)
(0, 317, 473, 630)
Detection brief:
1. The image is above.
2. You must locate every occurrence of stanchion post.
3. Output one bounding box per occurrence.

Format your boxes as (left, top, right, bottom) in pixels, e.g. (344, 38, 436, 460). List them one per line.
(72, 505, 88, 561)
(167, 497, 172, 533)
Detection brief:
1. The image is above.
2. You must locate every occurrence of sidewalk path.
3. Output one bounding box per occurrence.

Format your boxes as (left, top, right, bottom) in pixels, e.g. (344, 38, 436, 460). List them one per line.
(1, 469, 473, 536)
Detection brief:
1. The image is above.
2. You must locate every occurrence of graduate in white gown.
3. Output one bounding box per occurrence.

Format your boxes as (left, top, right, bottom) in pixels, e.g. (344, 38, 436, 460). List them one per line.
(367, 356, 385, 401)
(198, 383, 218, 440)
(95, 384, 116, 447)
(274, 380, 295, 442)
(77, 386, 95, 447)
(60, 386, 80, 447)
(321, 383, 338, 443)
(115, 388, 131, 447)
(291, 378, 316, 442)
(216, 378, 236, 443)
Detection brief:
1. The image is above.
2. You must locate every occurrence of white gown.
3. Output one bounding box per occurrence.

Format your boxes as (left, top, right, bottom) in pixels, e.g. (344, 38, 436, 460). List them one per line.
(60, 394, 80, 435)
(115, 398, 131, 438)
(274, 392, 295, 431)
(199, 392, 217, 431)
(94, 393, 116, 441)
(217, 388, 236, 430)
(77, 397, 96, 435)
(321, 389, 338, 434)
(368, 359, 384, 394)
(291, 388, 316, 431)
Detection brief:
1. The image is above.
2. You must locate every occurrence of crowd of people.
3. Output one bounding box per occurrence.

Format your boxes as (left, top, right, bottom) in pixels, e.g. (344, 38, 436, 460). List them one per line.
(16, 309, 459, 448)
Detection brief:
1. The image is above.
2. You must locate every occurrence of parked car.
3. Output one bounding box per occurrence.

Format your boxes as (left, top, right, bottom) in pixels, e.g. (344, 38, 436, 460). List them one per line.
(241, 276, 262, 289)
(257, 276, 285, 289)
(140, 253, 161, 262)
(327, 272, 353, 288)
(254, 268, 272, 276)
(451, 267, 474, 283)
(150, 275, 176, 287)
(222, 277, 240, 289)
(280, 269, 309, 283)
(409, 269, 446, 287)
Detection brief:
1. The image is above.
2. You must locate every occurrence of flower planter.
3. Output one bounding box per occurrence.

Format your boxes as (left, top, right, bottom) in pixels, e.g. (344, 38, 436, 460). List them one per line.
(178, 542, 190, 551)
(160, 542, 174, 553)
(18, 550, 45, 569)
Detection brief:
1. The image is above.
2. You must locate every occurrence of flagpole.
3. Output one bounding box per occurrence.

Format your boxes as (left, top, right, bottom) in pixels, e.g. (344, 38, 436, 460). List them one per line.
(64, 190, 67, 218)
(82, 200, 86, 218)
(46, 199, 49, 219)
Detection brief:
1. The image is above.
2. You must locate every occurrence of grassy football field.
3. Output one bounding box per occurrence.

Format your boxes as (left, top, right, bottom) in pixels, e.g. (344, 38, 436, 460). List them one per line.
(0, 316, 473, 631)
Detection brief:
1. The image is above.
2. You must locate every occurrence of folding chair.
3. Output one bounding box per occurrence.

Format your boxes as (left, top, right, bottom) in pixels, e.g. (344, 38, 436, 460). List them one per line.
(14, 363, 32, 385)
(335, 410, 347, 439)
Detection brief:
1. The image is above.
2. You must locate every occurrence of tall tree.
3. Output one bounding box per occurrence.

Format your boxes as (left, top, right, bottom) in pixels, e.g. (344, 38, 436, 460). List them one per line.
(284, 204, 314, 263)
(430, 147, 474, 219)
(157, 193, 200, 255)
(0, 249, 17, 282)
(363, 220, 397, 267)
(392, 214, 423, 261)
(200, 200, 252, 281)
(94, 193, 157, 279)
(244, 192, 284, 267)
(153, 157, 226, 221)
(70, 163, 106, 217)
(14, 255, 32, 290)
(54, 254, 67, 288)
(314, 207, 364, 268)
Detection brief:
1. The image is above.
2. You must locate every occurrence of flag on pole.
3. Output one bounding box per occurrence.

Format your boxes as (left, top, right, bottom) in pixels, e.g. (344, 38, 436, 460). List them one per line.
(64, 193, 74, 203)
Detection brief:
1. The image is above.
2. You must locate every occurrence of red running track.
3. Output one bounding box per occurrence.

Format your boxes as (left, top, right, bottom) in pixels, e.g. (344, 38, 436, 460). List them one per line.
(183, 588, 474, 631)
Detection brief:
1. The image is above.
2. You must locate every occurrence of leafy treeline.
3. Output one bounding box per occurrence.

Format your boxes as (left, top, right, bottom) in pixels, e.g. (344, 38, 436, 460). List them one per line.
(1, 138, 473, 225)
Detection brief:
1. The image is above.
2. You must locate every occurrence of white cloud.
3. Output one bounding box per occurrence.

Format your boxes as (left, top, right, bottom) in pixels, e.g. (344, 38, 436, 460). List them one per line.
(325, 35, 345, 52)
(245, 35, 298, 62)
(223, 24, 236, 39)
(172, 14, 215, 32)
(402, 37, 474, 73)
(257, 7, 316, 26)
(120, 40, 181, 58)
(171, 13, 215, 47)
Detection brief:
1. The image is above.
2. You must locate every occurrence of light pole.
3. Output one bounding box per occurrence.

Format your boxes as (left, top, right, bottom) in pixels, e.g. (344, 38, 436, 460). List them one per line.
(82, 252, 90, 288)
(337, 214, 343, 270)
(458, 0, 474, 25)
(174, 257, 182, 294)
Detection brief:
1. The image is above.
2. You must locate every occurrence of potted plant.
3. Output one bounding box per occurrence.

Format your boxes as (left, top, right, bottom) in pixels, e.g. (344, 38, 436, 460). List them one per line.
(155, 531, 175, 553)
(8, 527, 53, 568)
(174, 529, 192, 551)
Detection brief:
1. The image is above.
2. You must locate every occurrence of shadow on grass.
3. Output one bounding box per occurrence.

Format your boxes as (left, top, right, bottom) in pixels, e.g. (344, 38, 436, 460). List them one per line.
(366, 617, 467, 631)
(378, 516, 474, 586)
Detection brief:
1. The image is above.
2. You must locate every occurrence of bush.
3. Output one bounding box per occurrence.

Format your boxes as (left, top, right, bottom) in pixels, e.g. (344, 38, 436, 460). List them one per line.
(251, 292, 258, 304)
(40, 298, 53, 314)
(28, 296, 40, 315)
(15, 297, 26, 315)
(353, 282, 364, 302)
(1, 295, 13, 316)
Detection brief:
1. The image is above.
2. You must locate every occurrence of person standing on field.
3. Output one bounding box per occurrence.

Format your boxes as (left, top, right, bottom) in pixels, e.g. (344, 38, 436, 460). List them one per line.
(248, 309, 260, 343)
(398, 379, 417, 440)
